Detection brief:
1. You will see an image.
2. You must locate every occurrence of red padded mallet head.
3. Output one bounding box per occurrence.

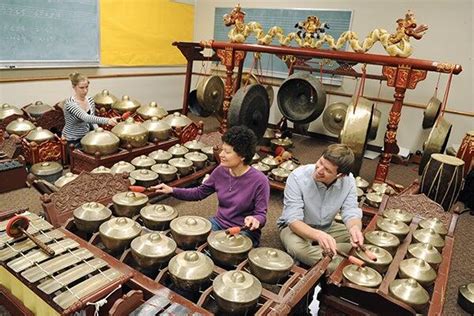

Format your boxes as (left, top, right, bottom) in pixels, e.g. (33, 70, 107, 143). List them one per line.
(121, 111, 132, 120)
(6, 215, 29, 238)
(129, 185, 147, 193)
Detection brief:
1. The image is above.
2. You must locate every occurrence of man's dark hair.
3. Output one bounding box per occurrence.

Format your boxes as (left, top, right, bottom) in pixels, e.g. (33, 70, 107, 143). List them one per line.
(222, 125, 257, 165)
(322, 144, 355, 175)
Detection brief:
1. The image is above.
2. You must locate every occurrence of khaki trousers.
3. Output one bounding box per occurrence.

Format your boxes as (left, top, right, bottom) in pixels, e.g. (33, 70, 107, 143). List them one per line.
(280, 222, 352, 272)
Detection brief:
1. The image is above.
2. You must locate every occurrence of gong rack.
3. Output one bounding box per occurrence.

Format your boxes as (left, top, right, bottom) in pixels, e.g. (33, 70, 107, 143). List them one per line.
(62, 211, 332, 316)
(69, 120, 203, 174)
(320, 191, 458, 316)
(40, 160, 218, 228)
(21, 134, 68, 166)
(23, 102, 66, 135)
(173, 41, 462, 183)
(0, 210, 211, 316)
(0, 102, 65, 148)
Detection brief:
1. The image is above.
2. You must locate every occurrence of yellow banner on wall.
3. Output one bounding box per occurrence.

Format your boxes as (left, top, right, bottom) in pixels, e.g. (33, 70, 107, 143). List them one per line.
(100, 0, 194, 66)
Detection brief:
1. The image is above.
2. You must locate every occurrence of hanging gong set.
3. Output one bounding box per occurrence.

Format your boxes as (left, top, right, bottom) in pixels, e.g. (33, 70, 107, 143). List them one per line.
(418, 117, 452, 175)
(228, 84, 270, 140)
(277, 72, 327, 124)
(418, 73, 455, 175)
(188, 89, 212, 117)
(322, 102, 348, 135)
(339, 97, 374, 175)
(189, 75, 225, 118)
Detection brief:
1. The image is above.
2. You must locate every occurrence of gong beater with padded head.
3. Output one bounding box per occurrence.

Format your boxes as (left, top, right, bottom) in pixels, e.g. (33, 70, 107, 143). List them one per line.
(277, 72, 327, 124)
(228, 84, 270, 140)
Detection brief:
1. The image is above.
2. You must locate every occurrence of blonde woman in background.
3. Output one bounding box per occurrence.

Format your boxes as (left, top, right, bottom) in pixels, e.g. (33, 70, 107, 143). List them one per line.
(62, 72, 119, 148)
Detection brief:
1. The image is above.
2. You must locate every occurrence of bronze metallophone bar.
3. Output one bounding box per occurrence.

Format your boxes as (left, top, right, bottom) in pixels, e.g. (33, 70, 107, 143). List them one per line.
(0, 212, 211, 316)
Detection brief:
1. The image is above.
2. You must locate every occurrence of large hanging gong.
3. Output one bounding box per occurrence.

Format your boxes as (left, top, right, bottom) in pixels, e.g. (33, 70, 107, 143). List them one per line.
(228, 84, 270, 140)
(188, 89, 212, 117)
(339, 97, 373, 175)
(422, 97, 442, 129)
(197, 75, 225, 113)
(323, 102, 348, 135)
(419, 117, 452, 175)
(277, 72, 327, 124)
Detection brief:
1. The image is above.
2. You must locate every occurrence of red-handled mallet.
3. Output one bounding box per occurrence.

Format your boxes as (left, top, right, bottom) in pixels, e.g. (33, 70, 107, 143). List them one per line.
(121, 111, 132, 120)
(358, 244, 377, 262)
(6, 215, 55, 256)
(336, 249, 365, 267)
(129, 185, 148, 193)
(225, 226, 250, 236)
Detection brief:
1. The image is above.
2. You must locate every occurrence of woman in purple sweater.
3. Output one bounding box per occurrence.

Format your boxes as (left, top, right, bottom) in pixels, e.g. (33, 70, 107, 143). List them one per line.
(152, 126, 270, 246)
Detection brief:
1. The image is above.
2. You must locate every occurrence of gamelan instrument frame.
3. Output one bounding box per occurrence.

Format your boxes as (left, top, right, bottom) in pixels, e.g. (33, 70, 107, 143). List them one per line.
(173, 41, 462, 183)
(321, 184, 458, 316)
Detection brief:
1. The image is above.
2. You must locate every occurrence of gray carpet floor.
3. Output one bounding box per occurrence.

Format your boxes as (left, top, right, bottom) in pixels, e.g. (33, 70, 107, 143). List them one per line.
(0, 113, 472, 315)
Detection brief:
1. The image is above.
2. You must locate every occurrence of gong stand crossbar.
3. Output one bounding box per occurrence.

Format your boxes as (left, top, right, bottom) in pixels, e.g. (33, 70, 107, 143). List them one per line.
(173, 41, 462, 182)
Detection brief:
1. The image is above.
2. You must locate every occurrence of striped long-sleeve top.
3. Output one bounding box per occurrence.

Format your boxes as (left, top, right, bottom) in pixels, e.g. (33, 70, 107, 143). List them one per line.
(62, 96, 109, 141)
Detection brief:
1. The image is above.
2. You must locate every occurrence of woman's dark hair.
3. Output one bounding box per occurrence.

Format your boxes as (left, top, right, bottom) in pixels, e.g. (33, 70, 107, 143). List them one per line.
(222, 126, 257, 165)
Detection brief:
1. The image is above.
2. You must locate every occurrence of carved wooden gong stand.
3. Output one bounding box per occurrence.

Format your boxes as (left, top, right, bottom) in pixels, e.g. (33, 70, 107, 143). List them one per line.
(173, 41, 462, 183)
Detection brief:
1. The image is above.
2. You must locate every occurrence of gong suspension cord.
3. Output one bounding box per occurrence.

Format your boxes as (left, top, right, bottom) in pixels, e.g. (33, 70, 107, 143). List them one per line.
(433, 72, 441, 97)
(242, 53, 259, 89)
(353, 64, 367, 113)
(319, 61, 324, 83)
(374, 80, 383, 110)
(436, 69, 455, 126)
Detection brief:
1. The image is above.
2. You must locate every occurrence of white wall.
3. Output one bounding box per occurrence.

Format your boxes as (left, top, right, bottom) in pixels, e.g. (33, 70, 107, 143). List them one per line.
(1, 0, 472, 153)
(194, 0, 473, 152)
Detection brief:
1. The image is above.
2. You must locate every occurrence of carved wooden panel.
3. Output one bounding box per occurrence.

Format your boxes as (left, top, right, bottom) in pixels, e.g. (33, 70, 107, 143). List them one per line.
(21, 136, 66, 165)
(31, 106, 65, 135)
(43, 172, 130, 227)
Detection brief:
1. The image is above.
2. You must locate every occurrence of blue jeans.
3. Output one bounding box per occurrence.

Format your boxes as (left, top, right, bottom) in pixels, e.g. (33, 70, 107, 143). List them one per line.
(209, 217, 260, 247)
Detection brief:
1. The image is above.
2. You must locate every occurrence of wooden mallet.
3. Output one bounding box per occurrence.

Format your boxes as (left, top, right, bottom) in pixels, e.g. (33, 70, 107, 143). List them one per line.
(6, 215, 55, 256)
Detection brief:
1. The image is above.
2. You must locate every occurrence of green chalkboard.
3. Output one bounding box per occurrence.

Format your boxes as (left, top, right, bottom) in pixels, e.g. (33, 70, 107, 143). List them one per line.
(0, 0, 99, 68)
(214, 7, 353, 84)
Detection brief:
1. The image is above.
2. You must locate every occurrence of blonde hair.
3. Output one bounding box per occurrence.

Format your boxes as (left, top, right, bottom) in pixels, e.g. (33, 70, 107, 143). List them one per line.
(69, 72, 89, 86)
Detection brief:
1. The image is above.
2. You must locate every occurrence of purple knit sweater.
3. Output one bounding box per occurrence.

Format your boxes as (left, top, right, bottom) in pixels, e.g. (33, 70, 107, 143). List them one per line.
(172, 165, 270, 239)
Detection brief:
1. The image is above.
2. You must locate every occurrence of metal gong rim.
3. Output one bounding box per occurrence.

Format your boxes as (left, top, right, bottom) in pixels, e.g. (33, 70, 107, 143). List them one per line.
(188, 89, 212, 117)
(423, 97, 442, 129)
(339, 97, 373, 175)
(419, 117, 452, 175)
(368, 108, 381, 141)
(266, 85, 274, 107)
(277, 72, 327, 124)
(229, 84, 270, 140)
(197, 75, 225, 113)
(323, 102, 348, 135)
